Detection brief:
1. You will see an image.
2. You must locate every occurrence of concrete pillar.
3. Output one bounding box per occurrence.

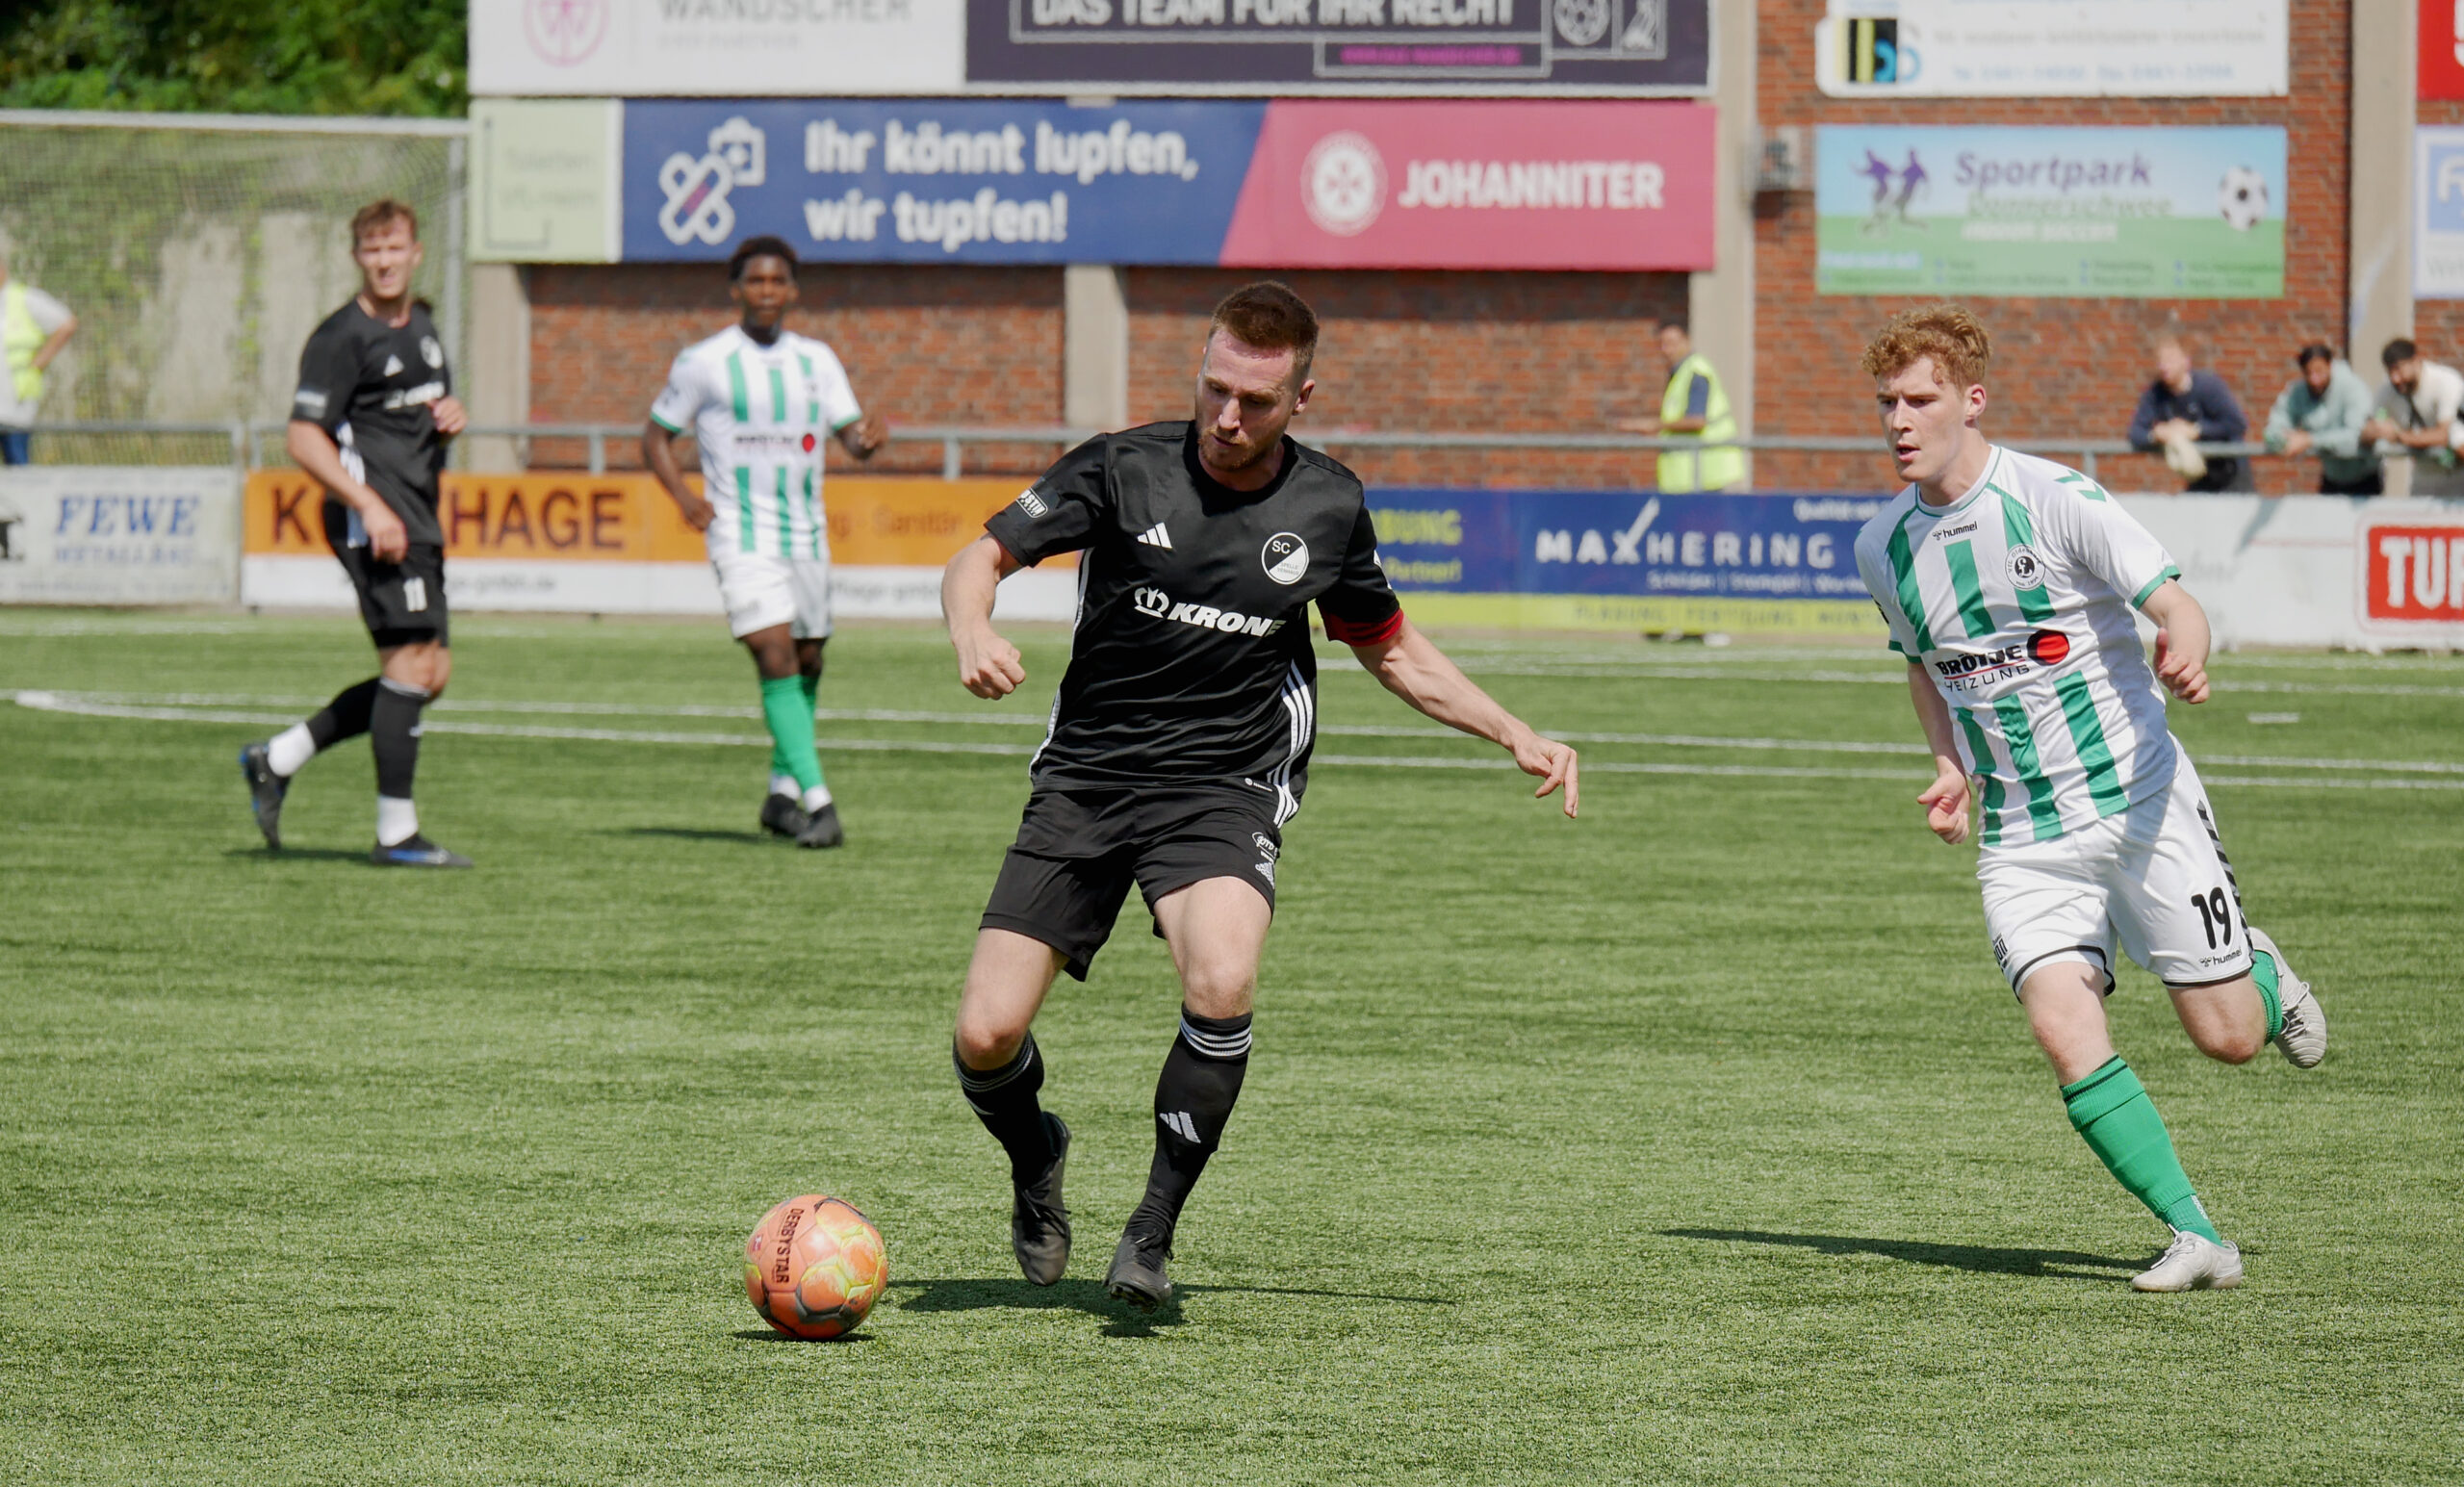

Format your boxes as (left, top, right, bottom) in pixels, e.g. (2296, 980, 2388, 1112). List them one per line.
(2350, 8, 2415, 495)
(463, 263, 530, 473)
(1689, 0, 1758, 485)
(1064, 264, 1129, 430)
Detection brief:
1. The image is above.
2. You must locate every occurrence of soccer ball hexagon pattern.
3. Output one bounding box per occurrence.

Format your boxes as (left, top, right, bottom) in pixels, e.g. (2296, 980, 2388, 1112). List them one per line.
(2219, 167, 2268, 232)
(744, 1194, 887, 1340)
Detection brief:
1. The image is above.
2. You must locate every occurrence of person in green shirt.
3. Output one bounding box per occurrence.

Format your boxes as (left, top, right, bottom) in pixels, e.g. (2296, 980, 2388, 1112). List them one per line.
(2263, 344, 2380, 495)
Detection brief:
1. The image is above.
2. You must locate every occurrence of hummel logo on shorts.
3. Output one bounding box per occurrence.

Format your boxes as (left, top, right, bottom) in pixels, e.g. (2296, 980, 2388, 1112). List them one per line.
(1138, 523, 1173, 550)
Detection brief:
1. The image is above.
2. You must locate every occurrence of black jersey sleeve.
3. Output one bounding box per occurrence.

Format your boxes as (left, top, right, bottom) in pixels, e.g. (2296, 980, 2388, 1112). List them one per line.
(1318, 505, 1404, 646)
(985, 435, 1114, 566)
(291, 315, 359, 434)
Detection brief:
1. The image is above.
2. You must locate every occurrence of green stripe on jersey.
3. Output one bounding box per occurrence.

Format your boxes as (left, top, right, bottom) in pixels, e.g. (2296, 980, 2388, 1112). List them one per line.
(1992, 696, 2065, 840)
(2132, 564, 2182, 607)
(1944, 540, 1995, 640)
(768, 365, 789, 426)
(1993, 487, 2056, 622)
(1956, 706, 2008, 846)
(2054, 672, 2130, 817)
(796, 353, 818, 424)
(1884, 516, 1935, 654)
(727, 352, 750, 422)
(2056, 471, 2109, 501)
(776, 467, 793, 557)
(734, 466, 755, 552)
(803, 468, 821, 559)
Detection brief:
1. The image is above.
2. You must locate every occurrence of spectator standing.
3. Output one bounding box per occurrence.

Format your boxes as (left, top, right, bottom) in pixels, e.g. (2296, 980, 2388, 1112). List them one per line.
(2126, 334, 2252, 492)
(0, 253, 77, 465)
(2360, 338, 2464, 498)
(1620, 320, 1744, 493)
(2264, 345, 2379, 496)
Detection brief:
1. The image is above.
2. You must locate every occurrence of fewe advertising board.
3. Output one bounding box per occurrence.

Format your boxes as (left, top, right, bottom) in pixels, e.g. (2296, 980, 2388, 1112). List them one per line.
(1815, 125, 2286, 299)
(0, 468, 240, 605)
(471, 97, 1716, 270)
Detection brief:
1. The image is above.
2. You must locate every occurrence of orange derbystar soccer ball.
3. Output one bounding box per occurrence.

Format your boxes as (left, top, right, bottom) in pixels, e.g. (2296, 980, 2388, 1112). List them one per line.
(743, 1194, 887, 1340)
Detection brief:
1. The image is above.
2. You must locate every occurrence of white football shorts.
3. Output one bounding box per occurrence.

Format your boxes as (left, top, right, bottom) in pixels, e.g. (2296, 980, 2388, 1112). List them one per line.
(1976, 741, 2254, 996)
(709, 544, 832, 640)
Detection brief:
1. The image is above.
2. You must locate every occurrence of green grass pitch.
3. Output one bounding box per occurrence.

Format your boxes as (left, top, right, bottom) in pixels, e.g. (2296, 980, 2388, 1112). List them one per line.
(2, 610, 2459, 1484)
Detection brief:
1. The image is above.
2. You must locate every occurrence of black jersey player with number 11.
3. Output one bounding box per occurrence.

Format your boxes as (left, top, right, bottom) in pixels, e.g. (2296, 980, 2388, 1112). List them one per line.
(940, 283, 1580, 1309)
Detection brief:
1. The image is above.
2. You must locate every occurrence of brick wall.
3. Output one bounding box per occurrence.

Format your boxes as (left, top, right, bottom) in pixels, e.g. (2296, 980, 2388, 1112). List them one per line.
(526, 263, 1064, 476)
(1755, 0, 2353, 495)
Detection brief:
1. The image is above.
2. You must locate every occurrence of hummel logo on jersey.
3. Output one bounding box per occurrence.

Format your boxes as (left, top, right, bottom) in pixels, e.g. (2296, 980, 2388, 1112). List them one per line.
(1138, 523, 1173, 550)
(1159, 1111, 1201, 1142)
(382, 354, 404, 376)
(1131, 586, 1289, 637)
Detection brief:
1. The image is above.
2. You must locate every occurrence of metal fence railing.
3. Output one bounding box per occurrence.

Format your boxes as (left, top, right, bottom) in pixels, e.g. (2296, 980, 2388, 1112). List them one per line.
(0, 421, 2296, 486)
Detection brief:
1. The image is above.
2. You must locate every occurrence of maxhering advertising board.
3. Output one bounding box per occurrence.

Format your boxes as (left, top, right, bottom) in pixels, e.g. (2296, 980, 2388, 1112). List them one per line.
(623, 97, 1715, 270)
(1814, 125, 2286, 299)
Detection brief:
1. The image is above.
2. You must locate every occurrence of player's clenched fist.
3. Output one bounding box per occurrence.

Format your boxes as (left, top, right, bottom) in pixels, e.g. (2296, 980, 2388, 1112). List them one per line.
(955, 628, 1026, 699)
(2152, 628, 2210, 705)
(1918, 765, 1973, 845)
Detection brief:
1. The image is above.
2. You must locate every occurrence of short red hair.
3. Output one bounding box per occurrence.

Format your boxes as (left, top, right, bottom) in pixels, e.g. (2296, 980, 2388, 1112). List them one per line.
(1861, 303, 1991, 389)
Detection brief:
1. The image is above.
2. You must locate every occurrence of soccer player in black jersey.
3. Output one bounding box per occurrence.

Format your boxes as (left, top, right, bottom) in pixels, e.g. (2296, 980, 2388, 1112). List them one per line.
(240, 199, 470, 867)
(940, 283, 1579, 1308)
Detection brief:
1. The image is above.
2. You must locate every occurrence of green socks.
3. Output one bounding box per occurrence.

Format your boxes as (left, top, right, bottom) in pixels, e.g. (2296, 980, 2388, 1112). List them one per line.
(2061, 1056, 2220, 1243)
(759, 674, 825, 797)
(2250, 946, 2284, 1041)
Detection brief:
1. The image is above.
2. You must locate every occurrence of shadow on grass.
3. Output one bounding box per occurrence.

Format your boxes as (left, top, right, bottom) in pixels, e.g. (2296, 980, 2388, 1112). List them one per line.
(222, 846, 372, 863)
(732, 1327, 882, 1346)
(889, 1276, 1455, 1339)
(619, 827, 770, 845)
(1661, 1228, 2143, 1282)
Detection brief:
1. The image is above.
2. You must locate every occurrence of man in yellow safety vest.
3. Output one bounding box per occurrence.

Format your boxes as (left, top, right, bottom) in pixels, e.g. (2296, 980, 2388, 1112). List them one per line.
(1622, 320, 1743, 492)
(0, 252, 78, 466)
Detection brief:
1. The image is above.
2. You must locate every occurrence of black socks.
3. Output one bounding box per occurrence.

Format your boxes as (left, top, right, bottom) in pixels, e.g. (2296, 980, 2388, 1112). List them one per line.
(371, 677, 429, 801)
(1126, 1008, 1252, 1243)
(954, 1033, 1058, 1185)
(306, 678, 381, 751)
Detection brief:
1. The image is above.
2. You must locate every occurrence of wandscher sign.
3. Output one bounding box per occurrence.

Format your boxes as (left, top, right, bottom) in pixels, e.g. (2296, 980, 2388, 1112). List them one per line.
(470, 0, 967, 96)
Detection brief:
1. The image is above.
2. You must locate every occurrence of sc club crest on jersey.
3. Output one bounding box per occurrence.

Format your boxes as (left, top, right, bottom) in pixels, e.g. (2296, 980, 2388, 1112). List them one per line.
(2005, 545, 2042, 588)
(1262, 531, 1309, 584)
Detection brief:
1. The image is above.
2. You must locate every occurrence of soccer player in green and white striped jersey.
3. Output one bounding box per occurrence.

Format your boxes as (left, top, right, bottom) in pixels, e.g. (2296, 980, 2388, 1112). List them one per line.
(643, 237, 886, 848)
(1851, 304, 2327, 1294)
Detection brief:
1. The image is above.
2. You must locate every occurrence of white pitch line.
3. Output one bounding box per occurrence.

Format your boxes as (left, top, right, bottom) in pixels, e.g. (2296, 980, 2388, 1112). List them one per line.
(17, 689, 2464, 788)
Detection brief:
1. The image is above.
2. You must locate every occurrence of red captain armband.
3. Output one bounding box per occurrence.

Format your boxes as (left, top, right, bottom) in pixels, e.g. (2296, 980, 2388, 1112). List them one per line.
(1322, 604, 1404, 647)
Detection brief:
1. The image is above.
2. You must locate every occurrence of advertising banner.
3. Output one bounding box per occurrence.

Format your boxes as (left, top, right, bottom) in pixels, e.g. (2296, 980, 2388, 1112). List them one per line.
(1364, 488, 1887, 633)
(964, 0, 1710, 95)
(2416, 126, 2464, 300)
(620, 98, 1717, 270)
(1814, 1, 2286, 98)
(238, 472, 1074, 622)
(0, 468, 239, 605)
(469, 0, 966, 97)
(2126, 497, 2464, 651)
(1814, 126, 2286, 299)
(471, 99, 621, 264)
(2425, 1, 2464, 104)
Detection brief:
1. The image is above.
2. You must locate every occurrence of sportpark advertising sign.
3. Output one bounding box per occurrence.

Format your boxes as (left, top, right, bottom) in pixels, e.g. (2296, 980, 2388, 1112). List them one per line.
(1814, 1, 2287, 98)
(487, 97, 1718, 269)
(1813, 126, 2286, 299)
(469, 0, 1709, 96)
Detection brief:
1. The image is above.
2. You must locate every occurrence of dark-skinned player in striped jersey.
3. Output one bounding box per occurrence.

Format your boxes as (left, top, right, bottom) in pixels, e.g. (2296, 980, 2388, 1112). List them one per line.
(938, 283, 1581, 1309)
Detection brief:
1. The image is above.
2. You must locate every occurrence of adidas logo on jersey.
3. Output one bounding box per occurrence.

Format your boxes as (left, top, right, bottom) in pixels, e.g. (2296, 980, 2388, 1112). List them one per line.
(1138, 523, 1173, 550)
(382, 354, 405, 376)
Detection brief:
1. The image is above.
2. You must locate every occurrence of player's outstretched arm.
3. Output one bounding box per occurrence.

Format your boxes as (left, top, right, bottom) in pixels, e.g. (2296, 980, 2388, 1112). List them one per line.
(640, 420, 714, 531)
(1348, 618, 1578, 817)
(835, 412, 888, 461)
(941, 534, 1028, 699)
(1903, 662, 1972, 845)
(2139, 579, 2213, 704)
(285, 418, 406, 562)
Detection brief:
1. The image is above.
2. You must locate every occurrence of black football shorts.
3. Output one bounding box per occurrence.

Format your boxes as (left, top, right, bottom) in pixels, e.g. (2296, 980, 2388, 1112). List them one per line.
(979, 785, 1283, 981)
(330, 538, 449, 648)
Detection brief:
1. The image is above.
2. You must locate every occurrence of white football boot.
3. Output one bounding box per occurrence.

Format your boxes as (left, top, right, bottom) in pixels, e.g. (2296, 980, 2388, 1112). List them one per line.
(2248, 927, 2326, 1068)
(2132, 1230, 2245, 1293)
